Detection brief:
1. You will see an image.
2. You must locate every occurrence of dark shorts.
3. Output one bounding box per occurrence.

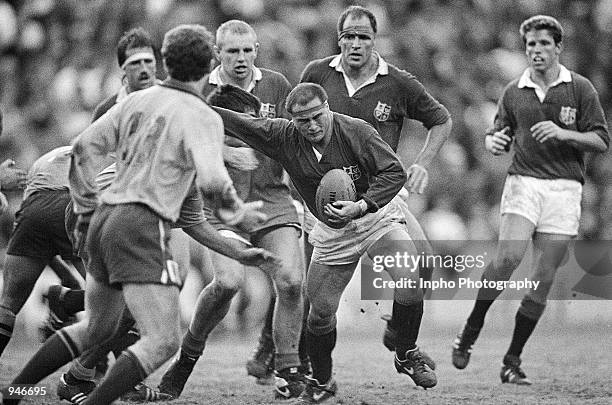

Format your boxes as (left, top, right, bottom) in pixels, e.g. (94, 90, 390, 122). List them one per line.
(6, 190, 75, 259)
(86, 203, 181, 289)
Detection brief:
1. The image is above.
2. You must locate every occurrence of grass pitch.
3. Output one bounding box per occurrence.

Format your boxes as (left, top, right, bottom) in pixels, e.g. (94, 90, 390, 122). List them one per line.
(1, 302, 610, 404)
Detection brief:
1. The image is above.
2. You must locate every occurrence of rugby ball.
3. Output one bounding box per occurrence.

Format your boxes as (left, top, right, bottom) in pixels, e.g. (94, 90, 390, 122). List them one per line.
(315, 169, 357, 228)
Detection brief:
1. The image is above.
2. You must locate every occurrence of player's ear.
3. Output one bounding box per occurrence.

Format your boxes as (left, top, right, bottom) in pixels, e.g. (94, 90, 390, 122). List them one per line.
(555, 41, 563, 55)
(254, 42, 260, 57)
(214, 45, 221, 61)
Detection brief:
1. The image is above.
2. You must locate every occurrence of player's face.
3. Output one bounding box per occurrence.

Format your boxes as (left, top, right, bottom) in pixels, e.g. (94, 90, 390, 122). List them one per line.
(339, 15, 375, 70)
(215, 32, 259, 83)
(292, 98, 332, 145)
(123, 47, 156, 92)
(524, 29, 561, 74)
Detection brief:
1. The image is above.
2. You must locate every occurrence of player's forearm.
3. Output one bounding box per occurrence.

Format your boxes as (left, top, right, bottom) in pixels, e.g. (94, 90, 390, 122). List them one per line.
(212, 106, 281, 156)
(563, 130, 608, 152)
(412, 118, 452, 167)
(183, 221, 248, 260)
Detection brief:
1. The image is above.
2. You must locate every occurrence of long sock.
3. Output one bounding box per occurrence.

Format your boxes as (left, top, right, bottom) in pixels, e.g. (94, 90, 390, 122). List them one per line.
(262, 294, 275, 338)
(110, 328, 140, 359)
(12, 330, 79, 385)
(0, 306, 16, 357)
(307, 329, 336, 384)
(0, 333, 10, 357)
(466, 268, 505, 329)
(81, 350, 146, 405)
(506, 311, 539, 358)
(63, 289, 85, 314)
(181, 329, 206, 358)
(392, 301, 423, 358)
(299, 296, 310, 364)
(67, 359, 96, 382)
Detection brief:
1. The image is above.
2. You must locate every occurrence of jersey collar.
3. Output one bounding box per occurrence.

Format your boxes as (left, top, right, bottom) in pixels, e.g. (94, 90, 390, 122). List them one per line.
(329, 52, 388, 96)
(518, 64, 572, 102)
(208, 65, 263, 92)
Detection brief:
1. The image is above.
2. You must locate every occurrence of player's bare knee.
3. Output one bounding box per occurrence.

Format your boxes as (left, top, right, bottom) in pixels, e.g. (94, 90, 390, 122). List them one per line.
(212, 272, 243, 294)
(156, 332, 181, 360)
(493, 253, 523, 276)
(274, 269, 303, 300)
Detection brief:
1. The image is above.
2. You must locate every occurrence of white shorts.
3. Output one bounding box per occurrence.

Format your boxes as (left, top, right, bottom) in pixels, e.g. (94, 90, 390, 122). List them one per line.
(309, 195, 408, 265)
(500, 174, 582, 235)
(302, 203, 317, 234)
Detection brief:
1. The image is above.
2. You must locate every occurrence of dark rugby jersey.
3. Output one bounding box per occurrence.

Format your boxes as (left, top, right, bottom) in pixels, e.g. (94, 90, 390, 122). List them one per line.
(488, 69, 609, 183)
(213, 107, 407, 222)
(203, 67, 299, 231)
(300, 55, 450, 151)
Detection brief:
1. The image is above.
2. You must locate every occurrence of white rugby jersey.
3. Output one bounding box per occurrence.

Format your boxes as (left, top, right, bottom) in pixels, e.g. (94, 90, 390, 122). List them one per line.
(70, 79, 232, 222)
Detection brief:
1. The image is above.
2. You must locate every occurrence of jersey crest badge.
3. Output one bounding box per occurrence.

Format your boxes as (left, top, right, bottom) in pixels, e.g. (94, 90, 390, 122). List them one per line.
(260, 103, 276, 118)
(342, 165, 361, 181)
(559, 106, 576, 126)
(373, 101, 391, 122)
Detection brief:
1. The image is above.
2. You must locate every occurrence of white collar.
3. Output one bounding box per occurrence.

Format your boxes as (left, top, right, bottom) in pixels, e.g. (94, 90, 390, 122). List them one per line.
(518, 64, 572, 102)
(329, 52, 388, 97)
(209, 65, 263, 92)
(329, 52, 388, 75)
(518, 64, 572, 88)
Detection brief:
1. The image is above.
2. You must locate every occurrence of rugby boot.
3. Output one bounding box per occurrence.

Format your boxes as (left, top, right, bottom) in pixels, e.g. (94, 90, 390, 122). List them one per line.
(394, 347, 437, 389)
(57, 373, 96, 404)
(274, 366, 305, 399)
(246, 331, 275, 384)
(157, 352, 198, 399)
(381, 314, 436, 370)
(120, 382, 174, 402)
(452, 322, 481, 369)
(500, 354, 532, 385)
(296, 376, 337, 404)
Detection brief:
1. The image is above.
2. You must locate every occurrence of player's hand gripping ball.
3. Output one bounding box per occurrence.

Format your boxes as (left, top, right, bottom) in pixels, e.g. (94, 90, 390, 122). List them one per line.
(315, 168, 357, 228)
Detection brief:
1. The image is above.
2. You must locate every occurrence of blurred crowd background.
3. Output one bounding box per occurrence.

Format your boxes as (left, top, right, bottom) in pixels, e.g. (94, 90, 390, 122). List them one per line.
(1, 0, 611, 343)
(1, 0, 611, 245)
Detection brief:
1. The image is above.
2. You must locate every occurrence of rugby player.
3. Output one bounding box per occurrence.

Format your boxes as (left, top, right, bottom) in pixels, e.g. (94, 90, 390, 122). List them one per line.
(156, 20, 305, 401)
(2, 24, 270, 405)
(211, 82, 438, 403)
(250, 5, 452, 367)
(0, 146, 84, 361)
(451, 15, 609, 384)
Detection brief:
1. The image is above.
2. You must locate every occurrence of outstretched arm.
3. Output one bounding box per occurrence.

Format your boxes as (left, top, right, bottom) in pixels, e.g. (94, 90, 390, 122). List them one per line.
(183, 221, 278, 267)
(406, 117, 452, 194)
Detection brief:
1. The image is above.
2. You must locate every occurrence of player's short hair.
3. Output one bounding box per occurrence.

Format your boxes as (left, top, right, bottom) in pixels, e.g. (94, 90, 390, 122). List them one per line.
(216, 20, 257, 48)
(206, 84, 262, 115)
(337, 5, 377, 35)
(285, 83, 328, 115)
(116, 27, 155, 68)
(519, 15, 563, 45)
(162, 24, 214, 82)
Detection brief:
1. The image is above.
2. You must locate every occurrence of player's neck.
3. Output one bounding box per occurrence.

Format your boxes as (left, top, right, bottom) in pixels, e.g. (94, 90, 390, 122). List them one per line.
(342, 54, 378, 86)
(220, 68, 253, 90)
(530, 63, 560, 89)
